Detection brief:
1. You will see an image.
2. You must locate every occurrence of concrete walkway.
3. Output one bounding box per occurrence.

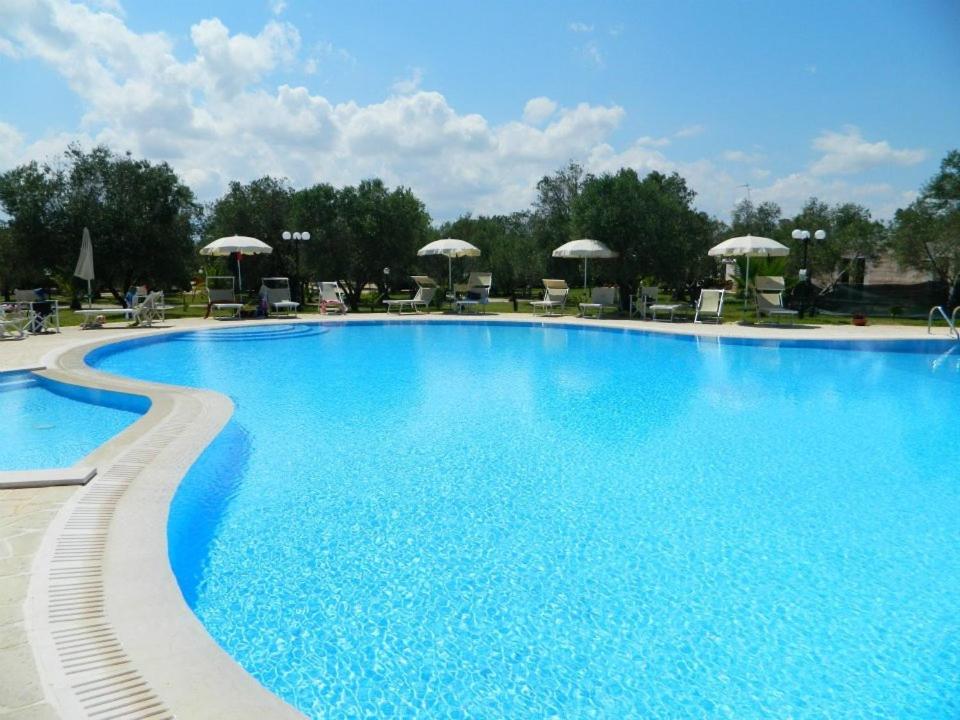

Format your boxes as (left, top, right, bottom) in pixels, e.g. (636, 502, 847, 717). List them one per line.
(0, 313, 953, 719)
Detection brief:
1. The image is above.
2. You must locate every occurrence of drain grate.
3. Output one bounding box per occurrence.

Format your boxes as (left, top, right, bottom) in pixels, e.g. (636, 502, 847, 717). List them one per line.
(33, 419, 183, 719)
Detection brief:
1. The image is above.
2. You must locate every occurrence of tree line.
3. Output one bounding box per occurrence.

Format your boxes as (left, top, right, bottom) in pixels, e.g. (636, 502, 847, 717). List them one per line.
(1, 144, 957, 310)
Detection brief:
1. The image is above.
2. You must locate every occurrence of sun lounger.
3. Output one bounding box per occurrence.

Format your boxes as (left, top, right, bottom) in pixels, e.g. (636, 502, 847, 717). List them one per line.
(1, 304, 31, 339)
(453, 272, 492, 314)
(261, 277, 299, 316)
(530, 279, 569, 316)
(206, 276, 243, 319)
(755, 276, 799, 324)
(629, 286, 659, 319)
(693, 288, 725, 323)
(649, 301, 688, 321)
(318, 282, 348, 314)
(578, 286, 617, 318)
(76, 307, 135, 328)
(384, 276, 437, 314)
(130, 291, 169, 327)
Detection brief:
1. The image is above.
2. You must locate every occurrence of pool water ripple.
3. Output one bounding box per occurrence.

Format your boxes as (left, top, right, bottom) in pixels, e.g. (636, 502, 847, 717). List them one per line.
(90, 323, 960, 718)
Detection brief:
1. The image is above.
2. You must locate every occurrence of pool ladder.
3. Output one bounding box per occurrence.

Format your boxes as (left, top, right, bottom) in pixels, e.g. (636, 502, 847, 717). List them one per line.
(928, 305, 960, 340)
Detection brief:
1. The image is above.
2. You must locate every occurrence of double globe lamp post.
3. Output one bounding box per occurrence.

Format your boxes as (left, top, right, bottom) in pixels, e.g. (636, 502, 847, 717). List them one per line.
(791, 228, 826, 317)
(282, 230, 311, 303)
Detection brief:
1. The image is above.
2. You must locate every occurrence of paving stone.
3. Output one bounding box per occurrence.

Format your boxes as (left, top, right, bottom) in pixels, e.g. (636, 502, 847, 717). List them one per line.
(0, 576, 29, 606)
(0, 603, 23, 628)
(0, 703, 60, 720)
(0, 556, 32, 578)
(0, 622, 25, 651)
(0, 642, 43, 711)
(4, 533, 44, 559)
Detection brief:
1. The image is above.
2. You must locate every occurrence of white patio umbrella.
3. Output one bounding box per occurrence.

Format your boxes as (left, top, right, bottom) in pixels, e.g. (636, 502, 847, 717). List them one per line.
(708, 234, 790, 320)
(552, 238, 618, 289)
(200, 235, 273, 292)
(73, 227, 95, 308)
(417, 238, 481, 294)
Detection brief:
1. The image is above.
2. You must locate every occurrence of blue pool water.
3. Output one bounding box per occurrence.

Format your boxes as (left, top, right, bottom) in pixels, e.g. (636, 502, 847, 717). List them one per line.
(90, 323, 960, 718)
(1, 371, 148, 471)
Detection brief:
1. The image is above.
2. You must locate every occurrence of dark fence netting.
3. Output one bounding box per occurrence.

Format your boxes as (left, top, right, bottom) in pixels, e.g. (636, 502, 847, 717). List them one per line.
(808, 281, 950, 318)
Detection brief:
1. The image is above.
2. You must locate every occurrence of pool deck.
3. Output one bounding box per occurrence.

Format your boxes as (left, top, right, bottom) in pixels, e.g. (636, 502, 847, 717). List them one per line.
(0, 313, 955, 719)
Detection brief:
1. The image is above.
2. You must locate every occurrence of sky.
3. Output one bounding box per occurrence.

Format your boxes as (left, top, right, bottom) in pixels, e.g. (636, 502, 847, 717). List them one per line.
(0, 0, 957, 223)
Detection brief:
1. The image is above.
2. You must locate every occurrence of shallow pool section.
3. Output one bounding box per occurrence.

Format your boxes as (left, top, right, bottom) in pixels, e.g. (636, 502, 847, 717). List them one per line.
(1, 370, 149, 471)
(91, 324, 960, 718)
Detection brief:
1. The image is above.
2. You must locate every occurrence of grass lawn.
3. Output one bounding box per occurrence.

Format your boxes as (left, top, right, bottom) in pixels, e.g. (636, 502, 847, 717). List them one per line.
(44, 291, 933, 329)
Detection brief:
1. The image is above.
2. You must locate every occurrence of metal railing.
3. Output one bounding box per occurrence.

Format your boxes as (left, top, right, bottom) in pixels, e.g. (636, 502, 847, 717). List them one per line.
(928, 305, 959, 339)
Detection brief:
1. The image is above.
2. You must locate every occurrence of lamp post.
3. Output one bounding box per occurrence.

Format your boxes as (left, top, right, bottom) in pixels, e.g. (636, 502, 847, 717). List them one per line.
(282, 230, 311, 303)
(791, 228, 826, 317)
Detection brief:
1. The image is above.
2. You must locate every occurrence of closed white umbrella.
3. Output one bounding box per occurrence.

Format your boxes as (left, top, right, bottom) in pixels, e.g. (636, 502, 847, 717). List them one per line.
(708, 234, 790, 320)
(73, 227, 95, 308)
(200, 235, 273, 292)
(417, 238, 481, 294)
(552, 238, 618, 289)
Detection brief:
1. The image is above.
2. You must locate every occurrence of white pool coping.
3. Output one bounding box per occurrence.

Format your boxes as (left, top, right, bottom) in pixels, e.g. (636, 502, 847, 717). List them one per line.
(3, 313, 956, 719)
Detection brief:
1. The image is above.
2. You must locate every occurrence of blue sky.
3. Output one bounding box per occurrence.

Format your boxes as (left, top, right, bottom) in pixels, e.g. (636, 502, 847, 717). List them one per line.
(0, 0, 957, 222)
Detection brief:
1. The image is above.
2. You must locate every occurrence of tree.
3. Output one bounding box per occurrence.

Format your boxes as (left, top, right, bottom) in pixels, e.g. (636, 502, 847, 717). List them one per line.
(572, 169, 714, 305)
(204, 177, 294, 293)
(0, 145, 199, 304)
(888, 150, 960, 306)
(334, 180, 431, 310)
(436, 212, 543, 296)
(730, 199, 783, 239)
(531, 162, 586, 272)
(291, 182, 340, 301)
(787, 198, 885, 287)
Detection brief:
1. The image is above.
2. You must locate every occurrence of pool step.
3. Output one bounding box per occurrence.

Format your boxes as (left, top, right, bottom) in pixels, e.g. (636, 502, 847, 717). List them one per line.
(0, 372, 38, 392)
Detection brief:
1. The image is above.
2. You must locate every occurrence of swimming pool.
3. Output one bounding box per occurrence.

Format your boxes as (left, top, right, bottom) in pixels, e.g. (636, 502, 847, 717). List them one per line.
(90, 322, 960, 718)
(1, 370, 149, 471)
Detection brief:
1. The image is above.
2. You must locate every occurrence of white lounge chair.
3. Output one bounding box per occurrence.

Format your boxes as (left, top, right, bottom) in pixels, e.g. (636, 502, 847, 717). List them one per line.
(206, 276, 244, 319)
(578, 286, 618, 318)
(530, 279, 569, 316)
(318, 282, 348, 314)
(384, 276, 437, 314)
(629, 286, 659, 318)
(755, 276, 799, 324)
(453, 272, 492, 314)
(13, 290, 60, 333)
(1, 304, 31, 339)
(693, 288, 726, 324)
(130, 291, 168, 327)
(261, 277, 300, 316)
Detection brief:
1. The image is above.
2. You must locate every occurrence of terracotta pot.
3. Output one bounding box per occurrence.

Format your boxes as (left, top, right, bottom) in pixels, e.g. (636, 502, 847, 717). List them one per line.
(851, 315, 867, 326)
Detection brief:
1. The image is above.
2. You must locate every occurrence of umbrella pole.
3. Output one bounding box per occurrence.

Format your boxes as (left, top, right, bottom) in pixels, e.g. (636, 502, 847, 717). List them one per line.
(87, 279, 91, 309)
(448, 256, 452, 302)
(742, 255, 751, 322)
(583, 258, 588, 290)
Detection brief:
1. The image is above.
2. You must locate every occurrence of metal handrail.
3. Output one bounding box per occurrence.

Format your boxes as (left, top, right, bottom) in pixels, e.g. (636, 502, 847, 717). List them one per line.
(928, 305, 959, 339)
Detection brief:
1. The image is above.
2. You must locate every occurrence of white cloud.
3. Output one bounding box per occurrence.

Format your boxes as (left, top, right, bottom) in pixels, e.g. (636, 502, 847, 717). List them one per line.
(0, 121, 26, 169)
(0, 1, 924, 222)
(270, 0, 286, 16)
(722, 149, 765, 163)
(582, 42, 603, 68)
(810, 125, 925, 175)
(392, 67, 423, 95)
(569, 22, 593, 33)
(635, 136, 671, 148)
(674, 124, 705, 139)
(89, 0, 124, 16)
(522, 97, 557, 125)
